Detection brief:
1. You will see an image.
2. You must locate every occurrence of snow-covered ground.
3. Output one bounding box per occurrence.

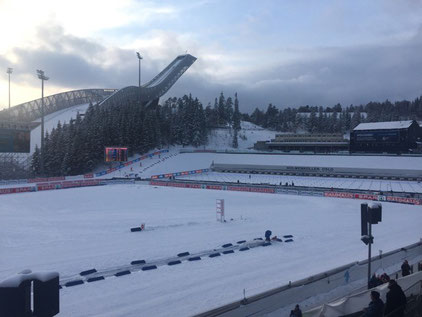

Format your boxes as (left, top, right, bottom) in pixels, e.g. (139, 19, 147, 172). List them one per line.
(206, 121, 275, 149)
(1, 184, 421, 316)
(180, 172, 422, 193)
(30, 103, 90, 153)
(102, 149, 422, 183)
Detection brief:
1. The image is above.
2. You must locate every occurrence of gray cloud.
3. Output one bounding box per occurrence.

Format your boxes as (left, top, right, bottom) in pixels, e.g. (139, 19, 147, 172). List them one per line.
(4, 23, 422, 113)
(170, 26, 422, 112)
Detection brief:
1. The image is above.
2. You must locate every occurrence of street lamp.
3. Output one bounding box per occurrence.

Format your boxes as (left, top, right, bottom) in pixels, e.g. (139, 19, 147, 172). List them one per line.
(136, 52, 142, 87)
(37, 69, 49, 176)
(6, 68, 13, 109)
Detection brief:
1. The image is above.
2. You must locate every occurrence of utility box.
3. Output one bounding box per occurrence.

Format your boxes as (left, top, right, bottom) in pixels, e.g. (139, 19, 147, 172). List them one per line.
(0, 270, 59, 317)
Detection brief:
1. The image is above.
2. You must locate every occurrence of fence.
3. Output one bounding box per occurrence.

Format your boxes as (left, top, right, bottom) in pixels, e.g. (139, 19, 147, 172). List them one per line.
(149, 179, 422, 206)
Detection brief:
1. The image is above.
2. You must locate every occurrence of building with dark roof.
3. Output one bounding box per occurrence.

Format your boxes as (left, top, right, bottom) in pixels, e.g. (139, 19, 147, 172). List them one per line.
(350, 120, 421, 153)
(254, 133, 349, 153)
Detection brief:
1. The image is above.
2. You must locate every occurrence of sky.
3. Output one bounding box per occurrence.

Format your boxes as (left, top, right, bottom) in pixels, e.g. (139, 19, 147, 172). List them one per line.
(0, 0, 422, 113)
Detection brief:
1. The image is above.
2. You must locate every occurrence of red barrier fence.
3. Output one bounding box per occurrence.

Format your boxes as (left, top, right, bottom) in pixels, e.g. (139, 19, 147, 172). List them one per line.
(324, 191, 421, 205)
(150, 181, 422, 205)
(0, 180, 102, 196)
(0, 186, 34, 195)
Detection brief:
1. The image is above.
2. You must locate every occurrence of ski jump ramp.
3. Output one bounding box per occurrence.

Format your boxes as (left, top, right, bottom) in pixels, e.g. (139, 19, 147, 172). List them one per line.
(100, 54, 196, 107)
(1, 54, 197, 122)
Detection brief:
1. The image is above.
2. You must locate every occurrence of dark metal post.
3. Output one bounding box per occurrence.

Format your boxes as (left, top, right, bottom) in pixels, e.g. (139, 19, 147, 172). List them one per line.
(136, 52, 143, 88)
(7, 68, 13, 109)
(37, 70, 49, 176)
(41, 78, 44, 175)
(368, 222, 372, 289)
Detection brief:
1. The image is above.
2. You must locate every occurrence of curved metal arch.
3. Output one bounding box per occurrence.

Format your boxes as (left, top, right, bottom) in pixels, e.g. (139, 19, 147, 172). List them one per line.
(1, 89, 117, 122)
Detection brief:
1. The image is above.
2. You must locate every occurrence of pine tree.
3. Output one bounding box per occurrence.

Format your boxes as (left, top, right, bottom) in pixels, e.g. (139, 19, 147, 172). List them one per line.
(218, 92, 226, 125)
(225, 97, 234, 125)
(233, 93, 241, 132)
(31, 146, 41, 176)
(232, 129, 238, 148)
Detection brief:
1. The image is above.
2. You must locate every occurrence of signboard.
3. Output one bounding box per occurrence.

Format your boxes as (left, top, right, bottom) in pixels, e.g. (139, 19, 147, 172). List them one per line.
(105, 147, 128, 162)
(0, 128, 30, 153)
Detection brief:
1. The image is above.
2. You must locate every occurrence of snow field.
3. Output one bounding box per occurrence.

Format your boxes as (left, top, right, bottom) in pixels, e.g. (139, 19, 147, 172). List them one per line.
(103, 150, 422, 181)
(180, 172, 422, 194)
(1, 184, 421, 316)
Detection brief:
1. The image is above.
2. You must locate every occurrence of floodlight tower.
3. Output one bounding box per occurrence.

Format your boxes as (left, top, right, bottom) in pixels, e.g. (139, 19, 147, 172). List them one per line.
(6, 68, 13, 109)
(136, 52, 142, 88)
(37, 69, 49, 176)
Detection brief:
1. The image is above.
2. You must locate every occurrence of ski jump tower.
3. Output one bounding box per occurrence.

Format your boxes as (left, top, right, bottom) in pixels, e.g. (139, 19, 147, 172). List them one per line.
(0, 54, 197, 123)
(99, 54, 197, 109)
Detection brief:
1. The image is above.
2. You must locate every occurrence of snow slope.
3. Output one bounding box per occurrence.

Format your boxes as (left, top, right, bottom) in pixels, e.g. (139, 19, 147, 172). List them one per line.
(206, 121, 275, 149)
(30, 103, 90, 153)
(1, 184, 421, 316)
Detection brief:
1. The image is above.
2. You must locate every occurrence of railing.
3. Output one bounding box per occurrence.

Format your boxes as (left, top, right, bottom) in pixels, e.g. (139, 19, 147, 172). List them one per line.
(357, 280, 422, 317)
(194, 242, 422, 317)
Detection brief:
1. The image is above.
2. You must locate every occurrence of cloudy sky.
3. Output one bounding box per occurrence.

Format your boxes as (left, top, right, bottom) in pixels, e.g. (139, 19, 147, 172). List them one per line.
(0, 0, 421, 112)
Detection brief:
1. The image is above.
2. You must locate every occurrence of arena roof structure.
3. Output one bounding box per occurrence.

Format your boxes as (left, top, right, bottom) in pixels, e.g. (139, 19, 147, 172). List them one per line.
(353, 120, 418, 131)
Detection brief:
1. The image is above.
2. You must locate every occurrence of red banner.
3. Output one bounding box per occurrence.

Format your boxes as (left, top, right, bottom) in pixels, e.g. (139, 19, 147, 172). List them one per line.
(185, 183, 202, 189)
(37, 184, 57, 191)
(82, 180, 99, 186)
(84, 173, 94, 179)
(324, 192, 354, 199)
(0, 187, 33, 195)
(354, 193, 378, 200)
(227, 186, 251, 192)
(206, 185, 223, 190)
(386, 196, 421, 205)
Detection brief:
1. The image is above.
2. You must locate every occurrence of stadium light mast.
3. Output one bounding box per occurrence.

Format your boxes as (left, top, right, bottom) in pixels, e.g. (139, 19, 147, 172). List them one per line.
(136, 52, 142, 87)
(6, 68, 13, 109)
(37, 69, 49, 176)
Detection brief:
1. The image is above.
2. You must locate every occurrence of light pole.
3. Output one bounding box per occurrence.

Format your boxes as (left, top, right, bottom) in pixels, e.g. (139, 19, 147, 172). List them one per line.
(37, 69, 49, 176)
(6, 68, 13, 109)
(136, 52, 142, 87)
